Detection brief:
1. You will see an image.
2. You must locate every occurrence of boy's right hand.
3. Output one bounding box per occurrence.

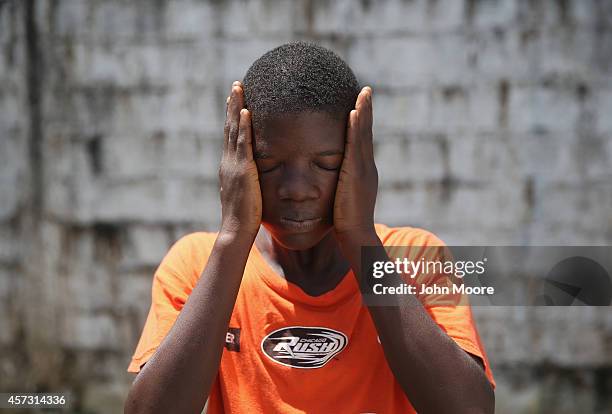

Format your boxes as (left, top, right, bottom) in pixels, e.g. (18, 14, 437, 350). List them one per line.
(218, 81, 262, 237)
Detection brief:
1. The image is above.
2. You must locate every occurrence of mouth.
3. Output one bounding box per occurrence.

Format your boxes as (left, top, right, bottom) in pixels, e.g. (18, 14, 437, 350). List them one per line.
(279, 216, 323, 233)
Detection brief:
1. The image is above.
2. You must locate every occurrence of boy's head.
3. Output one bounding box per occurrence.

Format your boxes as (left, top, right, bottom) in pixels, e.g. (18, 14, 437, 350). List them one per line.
(243, 41, 360, 131)
(242, 42, 361, 250)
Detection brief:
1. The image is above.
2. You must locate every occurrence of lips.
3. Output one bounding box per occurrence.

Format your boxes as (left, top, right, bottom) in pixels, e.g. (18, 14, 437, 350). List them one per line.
(282, 215, 319, 222)
(279, 216, 322, 232)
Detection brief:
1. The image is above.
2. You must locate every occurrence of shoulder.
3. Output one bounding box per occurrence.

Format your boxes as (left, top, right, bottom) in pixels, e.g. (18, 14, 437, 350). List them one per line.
(374, 223, 446, 247)
(158, 231, 219, 273)
(170, 231, 217, 254)
(171, 231, 218, 252)
(153, 231, 219, 291)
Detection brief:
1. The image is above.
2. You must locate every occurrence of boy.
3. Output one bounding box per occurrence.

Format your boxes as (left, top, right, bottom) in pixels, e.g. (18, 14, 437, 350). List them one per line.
(125, 42, 495, 413)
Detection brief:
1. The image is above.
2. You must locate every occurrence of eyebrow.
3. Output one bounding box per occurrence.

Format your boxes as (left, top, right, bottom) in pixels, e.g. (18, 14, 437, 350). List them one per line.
(317, 150, 344, 156)
(254, 149, 343, 159)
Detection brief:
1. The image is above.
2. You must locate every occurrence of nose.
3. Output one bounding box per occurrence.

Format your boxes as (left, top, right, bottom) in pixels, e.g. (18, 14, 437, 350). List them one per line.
(277, 167, 319, 202)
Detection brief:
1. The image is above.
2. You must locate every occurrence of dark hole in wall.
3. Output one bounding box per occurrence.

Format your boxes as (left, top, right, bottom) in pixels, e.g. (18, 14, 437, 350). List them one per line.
(556, 0, 570, 25)
(498, 79, 510, 127)
(93, 223, 121, 244)
(58, 224, 86, 278)
(524, 176, 535, 210)
(441, 85, 465, 100)
(439, 174, 454, 203)
(493, 27, 505, 41)
(86, 135, 103, 176)
(1, 324, 30, 391)
(360, 0, 373, 12)
(576, 83, 589, 102)
(92, 222, 123, 262)
(25, 0, 43, 217)
(2, 0, 17, 67)
(464, 0, 476, 24)
(57, 347, 78, 384)
(54, 348, 89, 412)
(594, 367, 612, 412)
(437, 135, 453, 203)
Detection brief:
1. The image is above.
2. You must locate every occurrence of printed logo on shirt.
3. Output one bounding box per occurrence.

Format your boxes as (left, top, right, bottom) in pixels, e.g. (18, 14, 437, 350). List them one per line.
(225, 327, 241, 352)
(261, 326, 348, 369)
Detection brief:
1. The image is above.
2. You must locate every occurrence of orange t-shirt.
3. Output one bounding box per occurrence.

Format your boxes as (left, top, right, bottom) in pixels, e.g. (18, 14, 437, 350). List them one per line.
(128, 224, 495, 413)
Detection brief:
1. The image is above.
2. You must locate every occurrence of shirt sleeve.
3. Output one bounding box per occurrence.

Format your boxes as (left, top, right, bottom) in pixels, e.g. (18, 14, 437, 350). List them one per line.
(127, 232, 213, 373)
(384, 226, 496, 388)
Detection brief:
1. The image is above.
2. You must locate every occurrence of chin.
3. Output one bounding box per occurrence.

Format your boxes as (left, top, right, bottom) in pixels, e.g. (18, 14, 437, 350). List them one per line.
(263, 223, 333, 251)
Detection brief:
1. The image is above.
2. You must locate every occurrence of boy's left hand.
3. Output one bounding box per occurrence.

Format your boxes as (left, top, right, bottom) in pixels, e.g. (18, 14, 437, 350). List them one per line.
(333, 86, 378, 238)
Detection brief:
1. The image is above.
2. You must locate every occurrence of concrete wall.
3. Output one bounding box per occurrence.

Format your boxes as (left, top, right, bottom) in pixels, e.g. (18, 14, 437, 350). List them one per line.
(0, 0, 611, 412)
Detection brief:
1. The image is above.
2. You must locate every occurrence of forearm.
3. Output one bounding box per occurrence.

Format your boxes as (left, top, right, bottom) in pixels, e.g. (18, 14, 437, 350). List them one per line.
(125, 230, 256, 414)
(337, 230, 494, 414)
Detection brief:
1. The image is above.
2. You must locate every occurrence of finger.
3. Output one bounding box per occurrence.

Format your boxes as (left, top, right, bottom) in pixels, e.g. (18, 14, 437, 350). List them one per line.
(223, 92, 232, 157)
(361, 86, 374, 160)
(363, 86, 373, 127)
(228, 85, 244, 153)
(351, 91, 368, 160)
(344, 109, 359, 162)
(236, 109, 254, 160)
(355, 86, 368, 112)
(223, 94, 231, 157)
(353, 88, 369, 157)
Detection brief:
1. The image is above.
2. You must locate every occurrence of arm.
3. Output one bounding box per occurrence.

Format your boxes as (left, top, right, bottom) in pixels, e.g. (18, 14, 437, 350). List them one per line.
(337, 230, 494, 414)
(333, 87, 494, 414)
(125, 82, 261, 414)
(125, 231, 254, 414)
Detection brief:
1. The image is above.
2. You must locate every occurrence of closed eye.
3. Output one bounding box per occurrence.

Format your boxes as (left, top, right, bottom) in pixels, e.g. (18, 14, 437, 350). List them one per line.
(315, 154, 343, 171)
(316, 163, 340, 171)
(256, 161, 280, 173)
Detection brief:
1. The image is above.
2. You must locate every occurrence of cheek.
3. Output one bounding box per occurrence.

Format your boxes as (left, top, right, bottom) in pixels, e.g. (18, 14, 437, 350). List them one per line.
(258, 177, 282, 221)
(315, 174, 340, 215)
(322, 173, 340, 197)
(258, 174, 279, 194)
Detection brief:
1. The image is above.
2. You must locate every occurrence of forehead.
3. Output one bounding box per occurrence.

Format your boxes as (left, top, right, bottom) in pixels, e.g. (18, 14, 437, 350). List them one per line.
(254, 111, 346, 156)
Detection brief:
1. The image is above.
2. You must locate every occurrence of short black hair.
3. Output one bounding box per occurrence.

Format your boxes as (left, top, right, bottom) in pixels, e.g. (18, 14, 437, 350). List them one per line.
(243, 41, 361, 130)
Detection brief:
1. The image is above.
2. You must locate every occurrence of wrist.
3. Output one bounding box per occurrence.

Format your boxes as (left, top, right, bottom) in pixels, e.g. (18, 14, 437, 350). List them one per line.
(220, 217, 260, 239)
(218, 226, 258, 246)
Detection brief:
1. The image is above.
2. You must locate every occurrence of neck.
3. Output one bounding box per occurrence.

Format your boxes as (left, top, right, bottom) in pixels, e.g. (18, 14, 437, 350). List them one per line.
(255, 226, 350, 296)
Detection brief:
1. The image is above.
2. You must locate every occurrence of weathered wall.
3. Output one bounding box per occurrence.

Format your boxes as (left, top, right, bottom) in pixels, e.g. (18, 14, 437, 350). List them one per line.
(0, 0, 611, 413)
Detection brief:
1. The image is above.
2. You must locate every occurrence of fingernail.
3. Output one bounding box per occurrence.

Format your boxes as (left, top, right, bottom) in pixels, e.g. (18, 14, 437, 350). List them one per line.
(226, 96, 230, 104)
(233, 80, 242, 87)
